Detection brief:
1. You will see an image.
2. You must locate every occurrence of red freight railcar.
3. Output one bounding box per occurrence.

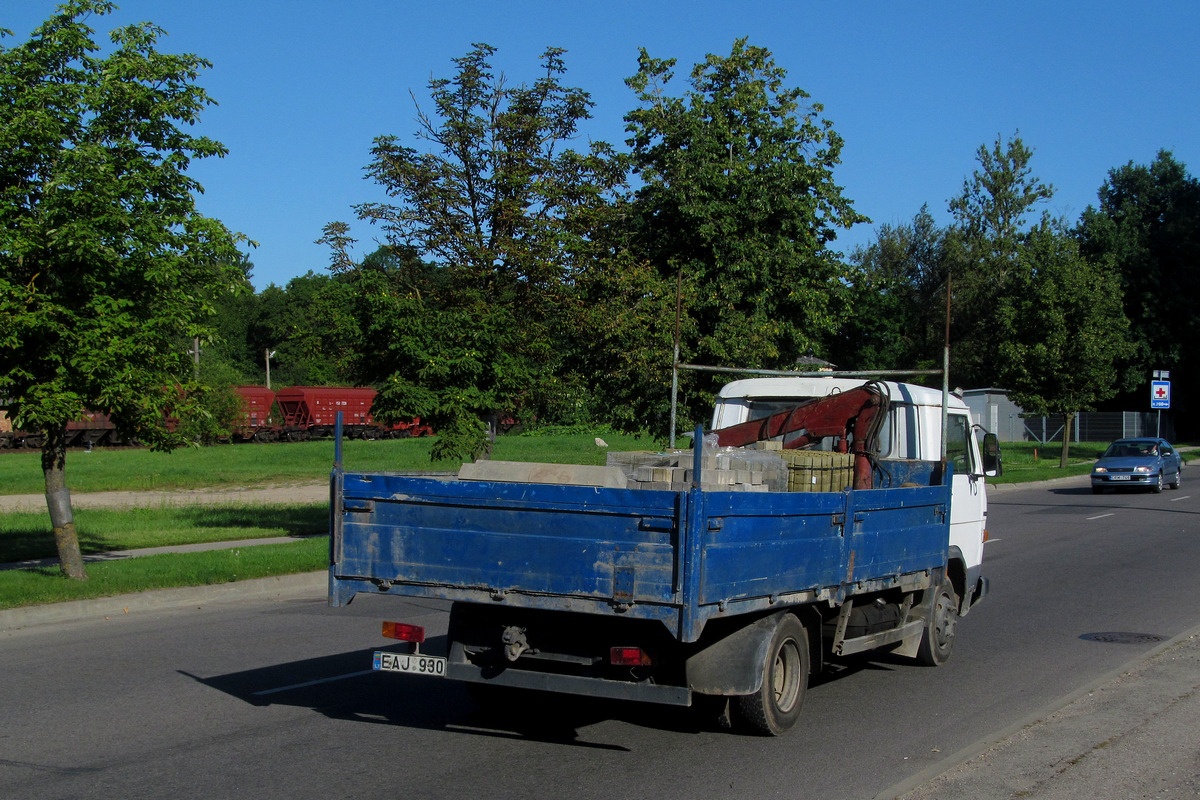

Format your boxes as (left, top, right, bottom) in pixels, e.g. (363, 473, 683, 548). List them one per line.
(231, 385, 278, 441)
(0, 386, 431, 448)
(1, 409, 121, 449)
(273, 386, 432, 440)
(275, 385, 372, 439)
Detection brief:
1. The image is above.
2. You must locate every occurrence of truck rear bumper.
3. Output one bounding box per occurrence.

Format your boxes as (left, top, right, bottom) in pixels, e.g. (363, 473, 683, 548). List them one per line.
(446, 659, 692, 706)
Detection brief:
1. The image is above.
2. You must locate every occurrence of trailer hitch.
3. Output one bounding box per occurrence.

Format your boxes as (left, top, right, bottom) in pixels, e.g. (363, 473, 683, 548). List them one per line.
(502, 626, 530, 661)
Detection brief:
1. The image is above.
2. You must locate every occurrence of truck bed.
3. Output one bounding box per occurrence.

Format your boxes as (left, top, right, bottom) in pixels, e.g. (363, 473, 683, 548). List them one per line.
(329, 459, 951, 644)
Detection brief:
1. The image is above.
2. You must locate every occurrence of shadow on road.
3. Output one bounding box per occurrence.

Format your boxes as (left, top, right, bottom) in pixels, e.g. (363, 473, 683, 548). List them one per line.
(181, 637, 670, 747)
(182, 633, 901, 745)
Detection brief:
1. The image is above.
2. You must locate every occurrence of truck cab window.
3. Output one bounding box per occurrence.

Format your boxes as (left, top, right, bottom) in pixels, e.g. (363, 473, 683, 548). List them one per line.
(946, 414, 974, 476)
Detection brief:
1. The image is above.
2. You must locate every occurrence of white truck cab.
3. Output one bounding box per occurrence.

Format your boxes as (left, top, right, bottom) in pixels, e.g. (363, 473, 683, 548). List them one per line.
(711, 377, 995, 613)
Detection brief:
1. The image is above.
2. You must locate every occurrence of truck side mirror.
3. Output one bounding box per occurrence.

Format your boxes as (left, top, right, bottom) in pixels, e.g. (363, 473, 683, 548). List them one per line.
(981, 432, 1002, 477)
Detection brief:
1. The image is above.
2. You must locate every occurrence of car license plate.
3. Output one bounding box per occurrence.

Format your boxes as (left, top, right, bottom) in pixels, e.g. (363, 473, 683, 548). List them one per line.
(1110, 475, 1132, 481)
(373, 651, 446, 677)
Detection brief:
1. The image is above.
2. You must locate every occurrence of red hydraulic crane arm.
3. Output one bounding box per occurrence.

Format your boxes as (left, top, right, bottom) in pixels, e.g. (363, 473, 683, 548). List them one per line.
(712, 385, 888, 490)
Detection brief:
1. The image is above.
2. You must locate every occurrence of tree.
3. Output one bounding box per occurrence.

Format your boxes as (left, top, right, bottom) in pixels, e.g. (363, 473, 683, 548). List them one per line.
(323, 44, 626, 460)
(946, 133, 1054, 387)
(1077, 151, 1200, 434)
(993, 226, 1132, 466)
(0, 2, 246, 578)
(831, 205, 949, 374)
(623, 39, 868, 430)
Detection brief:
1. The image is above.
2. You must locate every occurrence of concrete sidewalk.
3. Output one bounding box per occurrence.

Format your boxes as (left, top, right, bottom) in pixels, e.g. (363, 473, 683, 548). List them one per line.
(0, 482, 330, 513)
(887, 626, 1200, 800)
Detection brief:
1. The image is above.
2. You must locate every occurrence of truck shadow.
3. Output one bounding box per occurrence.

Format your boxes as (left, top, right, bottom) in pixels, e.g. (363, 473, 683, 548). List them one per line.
(180, 634, 894, 743)
(179, 637, 651, 747)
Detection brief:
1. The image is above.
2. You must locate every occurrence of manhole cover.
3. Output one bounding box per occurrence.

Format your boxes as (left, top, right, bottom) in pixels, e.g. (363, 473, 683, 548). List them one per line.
(1080, 632, 1166, 645)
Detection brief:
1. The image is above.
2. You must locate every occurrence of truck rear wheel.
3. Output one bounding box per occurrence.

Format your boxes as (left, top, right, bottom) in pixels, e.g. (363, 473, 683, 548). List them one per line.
(735, 614, 809, 736)
(916, 580, 959, 666)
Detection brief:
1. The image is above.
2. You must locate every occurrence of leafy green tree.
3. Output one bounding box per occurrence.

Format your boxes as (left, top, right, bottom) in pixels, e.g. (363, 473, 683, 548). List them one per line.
(0, 1, 246, 578)
(1077, 151, 1200, 430)
(323, 44, 626, 460)
(623, 39, 868, 430)
(946, 133, 1055, 388)
(568, 240, 682, 435)
(994, 226, 1132, 465)
(202, 253, 260, 382)
(831, 205, 949, 375)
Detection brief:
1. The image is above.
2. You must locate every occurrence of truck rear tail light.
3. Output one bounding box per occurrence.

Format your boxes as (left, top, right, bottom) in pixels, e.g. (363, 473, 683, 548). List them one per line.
(610, 646, 653, 666)
(382, 621, 425, 643)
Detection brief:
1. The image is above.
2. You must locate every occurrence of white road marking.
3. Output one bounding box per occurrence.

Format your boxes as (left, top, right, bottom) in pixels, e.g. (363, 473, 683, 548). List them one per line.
(1087, 513, 1115, 520)
(254, 669, 374, 696)
(1170, 495, 1190, 502)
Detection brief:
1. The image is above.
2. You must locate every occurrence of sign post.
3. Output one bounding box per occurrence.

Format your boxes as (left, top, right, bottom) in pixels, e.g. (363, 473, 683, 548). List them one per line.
(1151, 370, 1171, 437)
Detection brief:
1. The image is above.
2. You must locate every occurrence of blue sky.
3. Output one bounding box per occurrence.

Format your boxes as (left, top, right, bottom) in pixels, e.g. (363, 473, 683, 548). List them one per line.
(7, 1, 1199, 291)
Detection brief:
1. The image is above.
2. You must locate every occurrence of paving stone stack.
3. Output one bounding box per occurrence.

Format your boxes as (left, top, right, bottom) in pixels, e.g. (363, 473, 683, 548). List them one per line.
(607, 444, 852, 493)
(457, 446, 855, 493)
(779, 449, 855, 492)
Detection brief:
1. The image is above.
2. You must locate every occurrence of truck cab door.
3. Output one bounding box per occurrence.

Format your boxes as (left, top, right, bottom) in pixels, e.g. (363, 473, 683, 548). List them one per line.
(945, 413, 987, 596)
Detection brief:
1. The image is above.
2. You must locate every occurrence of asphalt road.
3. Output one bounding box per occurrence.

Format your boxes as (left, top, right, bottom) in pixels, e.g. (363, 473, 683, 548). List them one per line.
(3, 474, 1199, 800)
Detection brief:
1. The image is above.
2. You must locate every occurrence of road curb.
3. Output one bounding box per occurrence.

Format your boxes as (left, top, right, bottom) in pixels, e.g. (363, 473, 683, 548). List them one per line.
(881, 622, 1200, 799)
(0, 570, 327, 633)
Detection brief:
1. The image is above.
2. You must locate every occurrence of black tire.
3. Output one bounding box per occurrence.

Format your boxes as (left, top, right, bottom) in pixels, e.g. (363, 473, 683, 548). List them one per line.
(916, 580, 959, 667)
(1151, 472, 1164, 493)
(734, 614, 809, 736)
(1170, 469, 1181, 490)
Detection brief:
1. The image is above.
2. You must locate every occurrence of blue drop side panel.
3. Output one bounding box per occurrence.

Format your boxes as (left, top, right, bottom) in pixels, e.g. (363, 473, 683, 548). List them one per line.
(335, 474, 681, 604)
(698, 490, 848, 603)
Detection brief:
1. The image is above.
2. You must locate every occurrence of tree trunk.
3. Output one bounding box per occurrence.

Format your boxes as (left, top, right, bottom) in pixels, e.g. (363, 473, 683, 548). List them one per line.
(1059, 411, 1074, 469)
(42, 424, 87, 580)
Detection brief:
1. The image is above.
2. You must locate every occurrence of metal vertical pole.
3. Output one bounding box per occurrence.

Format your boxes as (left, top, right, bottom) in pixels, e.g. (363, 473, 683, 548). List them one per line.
(669, 268, 683, 449)
(940, 273, 951, 471)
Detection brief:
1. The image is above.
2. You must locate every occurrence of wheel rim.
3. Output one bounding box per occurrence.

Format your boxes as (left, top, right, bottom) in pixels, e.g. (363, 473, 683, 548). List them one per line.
(772, 638, 803, 713)
(932, 591, 957, 649)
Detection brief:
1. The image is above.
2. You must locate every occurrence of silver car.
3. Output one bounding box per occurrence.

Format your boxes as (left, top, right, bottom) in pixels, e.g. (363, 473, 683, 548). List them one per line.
(1091, 438, 1182, 494)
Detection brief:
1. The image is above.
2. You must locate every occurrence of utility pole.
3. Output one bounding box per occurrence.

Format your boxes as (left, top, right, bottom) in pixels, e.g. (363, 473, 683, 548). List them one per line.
(265, 349, 276, 389)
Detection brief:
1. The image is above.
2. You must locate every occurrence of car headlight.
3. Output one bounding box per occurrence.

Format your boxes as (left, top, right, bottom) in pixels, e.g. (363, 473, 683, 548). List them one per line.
(1093, 467, 1107, 473)
(1135, 466, 1152, 473)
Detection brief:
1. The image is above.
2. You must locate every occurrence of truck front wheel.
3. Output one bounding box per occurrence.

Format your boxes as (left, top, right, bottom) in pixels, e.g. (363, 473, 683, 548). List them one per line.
(916, 580, 959, 666)
(735, 614, 809, 736)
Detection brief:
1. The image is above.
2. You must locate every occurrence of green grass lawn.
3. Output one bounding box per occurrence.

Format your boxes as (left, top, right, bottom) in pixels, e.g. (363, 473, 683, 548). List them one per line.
(0, 430, 658, 495)
(0, 503, 326, 563)
(0, 537, 326, 610)
(991, 440, 1196, 483)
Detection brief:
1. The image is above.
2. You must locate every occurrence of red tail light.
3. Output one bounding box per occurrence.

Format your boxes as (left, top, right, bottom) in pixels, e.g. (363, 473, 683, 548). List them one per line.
(382, 621, 425, 643)
(610, 646, 653, 666)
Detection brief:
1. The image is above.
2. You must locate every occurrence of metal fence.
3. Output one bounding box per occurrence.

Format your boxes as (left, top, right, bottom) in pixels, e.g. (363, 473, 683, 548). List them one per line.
(1009, 411, 1176, 444)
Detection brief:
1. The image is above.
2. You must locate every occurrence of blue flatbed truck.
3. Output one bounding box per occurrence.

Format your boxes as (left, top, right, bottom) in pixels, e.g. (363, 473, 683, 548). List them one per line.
(328, 379, 996, 735)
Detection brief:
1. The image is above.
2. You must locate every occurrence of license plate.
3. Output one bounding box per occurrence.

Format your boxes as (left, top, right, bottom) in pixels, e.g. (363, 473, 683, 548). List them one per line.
(1110, 475, 1132, 481)
(373, 651, 446, 677)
